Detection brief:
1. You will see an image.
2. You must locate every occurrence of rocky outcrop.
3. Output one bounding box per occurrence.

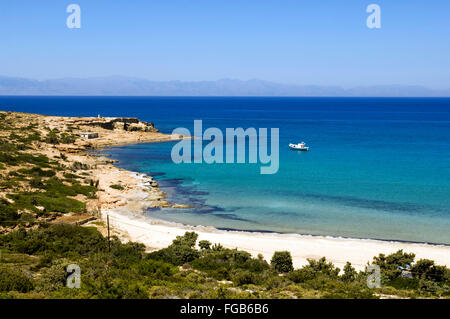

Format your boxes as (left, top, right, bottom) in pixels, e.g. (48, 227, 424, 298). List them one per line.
(65, 117, 158, 133)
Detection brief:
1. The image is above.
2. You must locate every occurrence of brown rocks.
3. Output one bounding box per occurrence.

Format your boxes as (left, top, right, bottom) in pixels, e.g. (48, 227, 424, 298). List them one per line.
(65, 117, 158, 133)
(150, 181, 159, 187)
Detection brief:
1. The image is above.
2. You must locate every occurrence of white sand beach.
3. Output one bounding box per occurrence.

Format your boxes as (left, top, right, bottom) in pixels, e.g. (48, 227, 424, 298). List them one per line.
(101, 193, 450, 272)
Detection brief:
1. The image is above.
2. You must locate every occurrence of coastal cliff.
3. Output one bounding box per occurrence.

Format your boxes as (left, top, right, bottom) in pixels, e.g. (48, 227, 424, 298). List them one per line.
(63, 116, 158, 133)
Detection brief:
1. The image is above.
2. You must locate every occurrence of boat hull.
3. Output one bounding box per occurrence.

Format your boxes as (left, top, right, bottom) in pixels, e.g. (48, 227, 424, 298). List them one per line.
(289, 146, 309, 151)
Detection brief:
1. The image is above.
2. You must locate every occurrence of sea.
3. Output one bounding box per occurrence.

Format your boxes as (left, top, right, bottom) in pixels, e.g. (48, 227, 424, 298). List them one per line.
(1, 96, 449, 244)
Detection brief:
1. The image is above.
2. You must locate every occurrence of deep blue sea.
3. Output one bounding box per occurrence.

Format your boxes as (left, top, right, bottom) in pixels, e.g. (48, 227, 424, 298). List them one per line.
(1, 96, 450, 244)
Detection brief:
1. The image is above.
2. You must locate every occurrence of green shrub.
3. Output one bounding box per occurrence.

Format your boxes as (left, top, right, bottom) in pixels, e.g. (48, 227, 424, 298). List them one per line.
(110, 184, 124, 190)
(63, 173, 80, 180)
(372, 250, 415, 281)
(7, 191, 86, 214)
(411, 259, 448, 282)
(18, 167, 56, 177)
(29, 177, 44, 188)
(37, 261, 67, 291)
(288, 268, 317, 283)
(148, 232, 200, 266)
(111, 241, 146, 268)
(198, 240, 211, 250)
(271, 251, 293, 273)
(2, 224, 107, 256)
(136, 259, 175, 278)
(232, 270, 257, 286)
(0, 267, 34, 293)
(191, 246, 269, 281)
(59, 133, 77, 144)
(1, 152, 51, 167)
(0, 203, 20, 226)
(341, 262, 357, 282)
(44, 131, 59, 145)
(43, 178, 97, 197)
(303, 257, 340, 278)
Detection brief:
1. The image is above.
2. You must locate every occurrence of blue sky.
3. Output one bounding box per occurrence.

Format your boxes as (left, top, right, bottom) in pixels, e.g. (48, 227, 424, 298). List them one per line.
(1, 0, 449, 88)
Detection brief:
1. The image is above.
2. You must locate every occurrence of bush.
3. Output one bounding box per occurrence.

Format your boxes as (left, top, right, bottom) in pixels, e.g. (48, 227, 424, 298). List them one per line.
(111, 241, 146, 268)
(63, 173, 80, 180)
(43, 178, 97, 197)
(411, 259, 448, 282)
(29, 177, 44, 188)
(37, 262, 67, 291)
(0, 267, 34, 293)
(191, 246, 270, 281)
(271, 251, 293, 273)
(17, 167, 56, 177)
(372, 250, 415, 281)
(303, 257, 340, 278)
(0, 203, 20, 226)
(288, 268, 316, 283)
(233, 270, 257, 286)
(147, 232, 200, 266)
(341, 262, 357, 282)
(110, 184, 124, 190)
(59, 133, 77, 144)
(136, 259, 175, 279)
(2, 224, 107, 256)
(44, 131, 59, 144)
(198, 240, 211, 250)
(7, 191, 86, 214)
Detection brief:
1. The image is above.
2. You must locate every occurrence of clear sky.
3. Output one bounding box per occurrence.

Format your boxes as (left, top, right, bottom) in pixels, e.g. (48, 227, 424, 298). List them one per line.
(1, 0, 449, 88)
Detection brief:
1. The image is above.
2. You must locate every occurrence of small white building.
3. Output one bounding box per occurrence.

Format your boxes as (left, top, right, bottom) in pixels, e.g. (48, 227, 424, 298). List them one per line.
(80, 132, 99, 139)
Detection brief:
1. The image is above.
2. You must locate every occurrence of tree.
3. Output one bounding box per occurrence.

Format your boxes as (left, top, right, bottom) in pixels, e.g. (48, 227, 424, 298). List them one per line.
(411, 259, 448, 282)
(270, 251, 293, 273)
(372, 250, 415, 281)
(147, 232, 200, 266)
(172, 232, 198, 248)
(341, 262, 357, 282)
(304, 257, 340, 278)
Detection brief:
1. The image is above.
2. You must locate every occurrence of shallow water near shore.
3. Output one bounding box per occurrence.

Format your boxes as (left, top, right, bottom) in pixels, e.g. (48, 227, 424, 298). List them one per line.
(2, 96, 450, 244)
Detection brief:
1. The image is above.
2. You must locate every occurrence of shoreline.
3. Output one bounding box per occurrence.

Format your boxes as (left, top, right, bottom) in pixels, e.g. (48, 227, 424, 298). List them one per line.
(101, 206, 450, 271)
(212, 226, 450, 247)
(139, 172, 450, 247)
(92, 143, 450, 271)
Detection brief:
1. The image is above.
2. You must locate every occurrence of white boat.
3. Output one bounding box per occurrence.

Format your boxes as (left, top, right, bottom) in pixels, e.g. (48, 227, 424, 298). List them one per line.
(289, 142, 309, 151)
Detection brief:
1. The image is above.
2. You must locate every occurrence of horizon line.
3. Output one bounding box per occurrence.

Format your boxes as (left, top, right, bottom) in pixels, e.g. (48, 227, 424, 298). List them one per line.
(1, 95, 450, 99)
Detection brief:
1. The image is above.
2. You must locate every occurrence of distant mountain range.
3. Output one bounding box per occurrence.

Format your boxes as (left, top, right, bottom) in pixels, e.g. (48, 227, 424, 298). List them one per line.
(0, 76, 449, 97)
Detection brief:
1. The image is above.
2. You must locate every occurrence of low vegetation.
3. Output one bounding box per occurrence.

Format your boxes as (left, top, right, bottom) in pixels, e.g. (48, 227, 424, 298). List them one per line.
(0, 111, 95, 229)
(0, 225, 448, 299)
(109, 184, 124, 190)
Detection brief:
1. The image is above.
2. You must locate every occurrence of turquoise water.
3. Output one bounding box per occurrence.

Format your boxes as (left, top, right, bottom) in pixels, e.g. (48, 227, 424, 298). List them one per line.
(2, 96, 450, 244)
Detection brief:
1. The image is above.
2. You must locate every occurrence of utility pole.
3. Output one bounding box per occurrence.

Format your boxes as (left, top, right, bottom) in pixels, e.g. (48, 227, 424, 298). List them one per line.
(107, 214, 111, 252)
